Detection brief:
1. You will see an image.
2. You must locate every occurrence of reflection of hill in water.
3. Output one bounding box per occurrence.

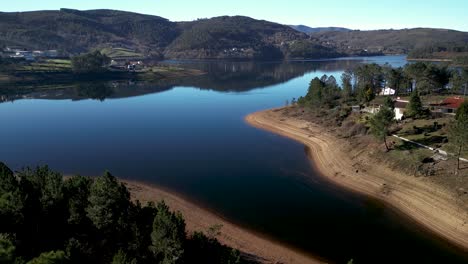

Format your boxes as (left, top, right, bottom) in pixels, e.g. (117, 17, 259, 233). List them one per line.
(0, 59, 373, 102)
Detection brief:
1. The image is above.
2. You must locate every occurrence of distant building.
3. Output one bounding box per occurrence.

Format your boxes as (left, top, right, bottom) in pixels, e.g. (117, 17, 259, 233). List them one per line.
(380, 87, 396, 96)
(5, 46, 25, 53)
(394, 99, 409, 120)
(436, 97, 465, 114)
(11, 51, 35, 61)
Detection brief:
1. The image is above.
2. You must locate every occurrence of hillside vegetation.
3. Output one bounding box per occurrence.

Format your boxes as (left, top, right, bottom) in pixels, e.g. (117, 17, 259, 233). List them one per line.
(1, 9, 467, 61)
(0, 9, 337, 60)
(309, 28, 468, 57)
(0, 163, 251, 264)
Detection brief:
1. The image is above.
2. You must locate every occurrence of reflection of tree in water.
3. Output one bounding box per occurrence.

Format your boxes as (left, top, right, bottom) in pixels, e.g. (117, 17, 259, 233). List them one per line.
(74, 82, 114, 101)
(1, 58, 401, 102)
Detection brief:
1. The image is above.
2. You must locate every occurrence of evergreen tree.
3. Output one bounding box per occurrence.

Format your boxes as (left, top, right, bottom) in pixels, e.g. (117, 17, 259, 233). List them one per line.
(64, 176, 92, 226)
(405, 90, 426, 118)
(150, 202, 185, 264)
(27, 250, 67, 264)
(86, 171, 131, 232)
(449, 101, 468, 172)
(0, 163, 23, 233)
(0, 235, 15, 263)
(341, 70, 353, 101)
(384, 96, 395, 110)
(71, 51, 110, 74)
(369, 106, 395, 151)
(306, 77, 324, 104)
(112, 249, 137, 264)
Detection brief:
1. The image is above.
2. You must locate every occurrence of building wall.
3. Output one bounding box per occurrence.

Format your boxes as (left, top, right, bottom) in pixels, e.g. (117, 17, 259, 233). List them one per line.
(395, 108, 404, 120)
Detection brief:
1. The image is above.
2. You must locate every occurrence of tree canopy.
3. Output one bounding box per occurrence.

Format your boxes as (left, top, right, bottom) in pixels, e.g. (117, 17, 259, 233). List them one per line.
(0, 163, 247, 264)
(369, 106, 395, 151)
(71, 51, 111, 74)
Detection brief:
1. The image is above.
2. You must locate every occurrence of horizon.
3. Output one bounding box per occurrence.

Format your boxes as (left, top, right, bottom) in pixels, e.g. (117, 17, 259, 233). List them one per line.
(2, 0, 468, 32)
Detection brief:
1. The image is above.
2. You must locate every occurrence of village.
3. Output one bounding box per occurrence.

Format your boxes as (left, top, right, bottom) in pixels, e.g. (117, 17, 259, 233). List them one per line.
(0, 46, 59, 61)
(0, 46, 148, 73)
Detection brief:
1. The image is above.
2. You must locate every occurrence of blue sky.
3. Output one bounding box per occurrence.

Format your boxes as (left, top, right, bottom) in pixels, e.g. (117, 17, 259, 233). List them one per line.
(2, 0, 467, 31)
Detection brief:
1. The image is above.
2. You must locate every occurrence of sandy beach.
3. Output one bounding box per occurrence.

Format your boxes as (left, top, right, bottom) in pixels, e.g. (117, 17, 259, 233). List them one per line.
(245, 108, 468, 250)
(122, 180, 325, 264)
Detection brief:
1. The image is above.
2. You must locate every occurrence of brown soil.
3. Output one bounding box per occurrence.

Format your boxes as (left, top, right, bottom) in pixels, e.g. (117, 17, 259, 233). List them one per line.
(122, 180, 324, 264)
(245, 107, 468, 250)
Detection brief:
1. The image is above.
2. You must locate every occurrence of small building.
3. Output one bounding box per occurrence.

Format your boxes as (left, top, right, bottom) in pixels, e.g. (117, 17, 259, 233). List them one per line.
(11, 51, 35, 61)
(437, 97, 465, 114)
(394, 99, 409, 120)
(380, 87, 396, 96)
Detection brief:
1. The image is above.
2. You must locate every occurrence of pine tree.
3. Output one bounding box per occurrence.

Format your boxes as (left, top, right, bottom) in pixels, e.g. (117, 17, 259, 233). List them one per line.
(369, 106, 395, 151)
(150, 202, 185, 264)
(406, 90, 425, 118)
(449, 101, 468, 172)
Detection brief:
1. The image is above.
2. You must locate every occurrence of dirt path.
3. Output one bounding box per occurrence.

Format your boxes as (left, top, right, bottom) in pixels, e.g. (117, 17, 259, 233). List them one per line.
(122, 180, 325, 264)
(245, 108, 468, 250)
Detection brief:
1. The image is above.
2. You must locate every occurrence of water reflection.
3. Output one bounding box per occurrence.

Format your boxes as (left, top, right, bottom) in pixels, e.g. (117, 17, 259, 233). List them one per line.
(0, 56, 406, 103)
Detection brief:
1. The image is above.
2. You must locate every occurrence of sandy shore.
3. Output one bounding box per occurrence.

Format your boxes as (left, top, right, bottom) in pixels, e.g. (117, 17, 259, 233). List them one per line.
(245, 108, 468, 250)
(122, 180, 324, 264)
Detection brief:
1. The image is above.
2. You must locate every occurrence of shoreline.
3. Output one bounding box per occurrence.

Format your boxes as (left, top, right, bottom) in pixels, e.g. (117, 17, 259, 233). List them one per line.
(121, 179, 325, 264)
(406, 58, 453, 62)
(245, 108, 468, 251)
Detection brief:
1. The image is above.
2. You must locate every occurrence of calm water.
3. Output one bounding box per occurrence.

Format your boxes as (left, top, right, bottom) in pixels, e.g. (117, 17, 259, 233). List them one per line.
(1, 56, 467, 263)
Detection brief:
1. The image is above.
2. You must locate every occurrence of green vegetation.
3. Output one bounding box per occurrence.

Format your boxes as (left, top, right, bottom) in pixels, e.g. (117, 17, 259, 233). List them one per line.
(369, 106, 395, 151)
(1, 9, 467, 60)
(0, 163, 248, 264)
(294, 61, 467, 164)
(0, 10, 336, 60)
(287, 40, 341, 59)
(71, 51, 111, 74)
(309, 28, 468, 58)
(408, 45, 468, 64)
(405, 90, 429, 119)
(449, 101, 468, 171)
(100, 47, 144, 60)
(299, 75, 340, 107)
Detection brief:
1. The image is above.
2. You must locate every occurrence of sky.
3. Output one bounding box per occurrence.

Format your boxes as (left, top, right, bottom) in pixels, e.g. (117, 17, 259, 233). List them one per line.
(2, 0, 467, 31)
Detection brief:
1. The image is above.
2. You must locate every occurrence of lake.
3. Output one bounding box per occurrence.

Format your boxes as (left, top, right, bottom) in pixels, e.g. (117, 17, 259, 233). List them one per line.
(1, 56, 467, 263)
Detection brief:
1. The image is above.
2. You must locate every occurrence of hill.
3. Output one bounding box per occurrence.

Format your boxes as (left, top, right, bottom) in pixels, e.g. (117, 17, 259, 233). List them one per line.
(309, 28, 468, 57)
(0, 9, 339, 60)
(0, 9, 179, 58)
(166, 16, 313, 60)
(290, 25, 351, 34)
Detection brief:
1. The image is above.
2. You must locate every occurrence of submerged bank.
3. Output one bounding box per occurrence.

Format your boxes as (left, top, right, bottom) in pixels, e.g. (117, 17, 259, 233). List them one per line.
(245, 108, 468, 251)
(122, 180, 324, 264)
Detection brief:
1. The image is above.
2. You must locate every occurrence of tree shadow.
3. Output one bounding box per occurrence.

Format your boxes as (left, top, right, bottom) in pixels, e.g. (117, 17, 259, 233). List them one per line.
(394, 141, 419, 151)
(412, 135, 447, 147)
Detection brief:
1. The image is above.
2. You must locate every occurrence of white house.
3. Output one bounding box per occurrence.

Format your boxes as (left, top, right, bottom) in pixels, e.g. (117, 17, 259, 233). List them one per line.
(394, 99, 409, 120)
(380, 87, 396, 96)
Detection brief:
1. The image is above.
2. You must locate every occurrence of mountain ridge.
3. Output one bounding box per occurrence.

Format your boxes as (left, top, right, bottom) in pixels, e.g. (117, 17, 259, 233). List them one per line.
(0, 9, 467, 60)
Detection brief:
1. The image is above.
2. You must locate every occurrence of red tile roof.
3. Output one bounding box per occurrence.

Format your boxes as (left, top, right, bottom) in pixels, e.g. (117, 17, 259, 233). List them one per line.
(440, 97, 465, 109)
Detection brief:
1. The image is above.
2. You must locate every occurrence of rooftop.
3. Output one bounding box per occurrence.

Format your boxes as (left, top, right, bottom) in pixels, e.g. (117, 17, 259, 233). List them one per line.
(440, 97, 465, 109)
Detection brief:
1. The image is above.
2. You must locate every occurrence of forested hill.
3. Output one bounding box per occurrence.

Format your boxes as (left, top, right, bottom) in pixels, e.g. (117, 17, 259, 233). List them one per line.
(2, 9, 467, 60)
(0, 9, 340, 60)
(0, 9, 179, 58)
(309, 28, 468, 57)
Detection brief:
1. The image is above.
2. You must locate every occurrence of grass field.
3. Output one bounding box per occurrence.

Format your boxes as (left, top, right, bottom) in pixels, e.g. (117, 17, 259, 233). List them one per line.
(100, 47, 144, 59)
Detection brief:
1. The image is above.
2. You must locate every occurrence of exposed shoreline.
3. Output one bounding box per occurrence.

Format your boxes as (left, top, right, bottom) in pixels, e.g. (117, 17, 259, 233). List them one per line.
(245, 108, 468, 251)
(121, 179, 325, 264)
